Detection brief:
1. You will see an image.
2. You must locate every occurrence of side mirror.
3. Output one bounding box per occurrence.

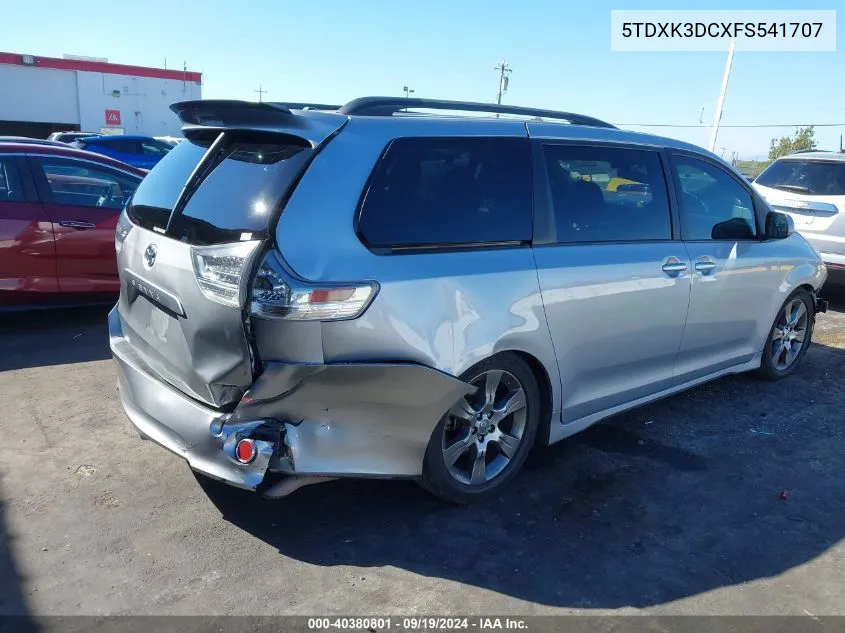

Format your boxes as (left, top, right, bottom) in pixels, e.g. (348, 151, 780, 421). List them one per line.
(765, 211, 794, 240)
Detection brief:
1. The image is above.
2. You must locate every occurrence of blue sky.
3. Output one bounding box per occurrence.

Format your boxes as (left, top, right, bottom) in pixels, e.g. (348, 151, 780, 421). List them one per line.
(3, 0, 842, 159)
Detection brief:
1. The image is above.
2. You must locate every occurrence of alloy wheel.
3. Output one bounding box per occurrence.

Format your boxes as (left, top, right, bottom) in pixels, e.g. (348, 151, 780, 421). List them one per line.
(771, 297, 809, 371)
(441, 369, 528, 486)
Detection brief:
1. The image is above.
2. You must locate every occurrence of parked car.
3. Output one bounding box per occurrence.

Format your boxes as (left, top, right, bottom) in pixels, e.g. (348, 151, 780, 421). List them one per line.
(47, 131, 100, 144)
(0, 140, 145, 309)
(0, 136, 70, 147)
(155, 136, 184, 147)
(109, 97, 827, 503)
(71, 135, 173, 170)
(753, 151, 845, 281)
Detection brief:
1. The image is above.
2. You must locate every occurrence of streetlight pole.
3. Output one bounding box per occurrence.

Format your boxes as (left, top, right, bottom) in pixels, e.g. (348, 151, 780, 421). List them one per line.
(709, 38, 736, 152)
(403, 85, 415, 98)
(494, 61, 511, 105)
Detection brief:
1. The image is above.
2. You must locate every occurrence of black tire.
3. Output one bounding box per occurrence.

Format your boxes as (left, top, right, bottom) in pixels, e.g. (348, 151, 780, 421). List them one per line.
(420, 353, 541, 504)
(755, 289, 815, 381)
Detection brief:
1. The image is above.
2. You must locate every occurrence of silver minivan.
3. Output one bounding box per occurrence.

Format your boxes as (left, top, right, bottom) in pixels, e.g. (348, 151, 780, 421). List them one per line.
(109, 97, 827, 503)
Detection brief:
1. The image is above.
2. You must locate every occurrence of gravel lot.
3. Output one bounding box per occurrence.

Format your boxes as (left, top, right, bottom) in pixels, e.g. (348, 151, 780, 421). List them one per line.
(1, 287, 844, 617)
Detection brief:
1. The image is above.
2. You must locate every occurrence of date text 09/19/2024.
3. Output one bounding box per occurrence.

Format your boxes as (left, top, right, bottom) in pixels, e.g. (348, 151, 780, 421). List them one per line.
(307, 617, 529, 631)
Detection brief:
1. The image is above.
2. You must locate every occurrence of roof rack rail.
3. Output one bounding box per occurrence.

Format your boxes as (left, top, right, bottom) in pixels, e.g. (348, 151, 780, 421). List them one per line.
(337, 97, 616, 129)
(271, 101, 343, 111)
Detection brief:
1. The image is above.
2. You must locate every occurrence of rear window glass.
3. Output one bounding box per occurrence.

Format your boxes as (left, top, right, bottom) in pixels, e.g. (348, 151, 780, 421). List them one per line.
(756, 159, 845, 196)
(358, 137, 532, 249)
(128, 131, 311, 244)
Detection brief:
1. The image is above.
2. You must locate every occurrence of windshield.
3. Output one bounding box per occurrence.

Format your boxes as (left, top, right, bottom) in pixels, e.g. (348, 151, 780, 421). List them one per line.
(756, 159, 845, 196)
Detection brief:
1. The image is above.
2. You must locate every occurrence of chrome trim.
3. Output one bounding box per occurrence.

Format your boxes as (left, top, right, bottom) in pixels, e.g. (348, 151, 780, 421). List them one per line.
(58, 220, 96, 229)
(123, 268, 185, 316)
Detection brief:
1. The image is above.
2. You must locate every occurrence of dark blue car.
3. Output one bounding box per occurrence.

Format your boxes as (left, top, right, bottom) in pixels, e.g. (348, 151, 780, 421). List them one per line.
(72, 135, 172, 170)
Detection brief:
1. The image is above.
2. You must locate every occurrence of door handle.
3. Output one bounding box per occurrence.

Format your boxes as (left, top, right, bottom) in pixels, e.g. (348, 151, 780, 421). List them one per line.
(59, 220, 96, 230)
(662, 258, 688, 275)
(694, 259, 718, 274)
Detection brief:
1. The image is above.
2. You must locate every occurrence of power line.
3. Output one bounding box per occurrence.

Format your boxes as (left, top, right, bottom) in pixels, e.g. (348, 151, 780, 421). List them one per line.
(618, 122, 845, 128)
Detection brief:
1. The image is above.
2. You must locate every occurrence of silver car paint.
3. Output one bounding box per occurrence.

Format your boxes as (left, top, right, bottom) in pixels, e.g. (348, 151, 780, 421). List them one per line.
(110, 110, 827, 491)
(233, 362, 473, 476)
(275, 117, 564, 438)
(532, 242, 692, 424)
(110, 307, 274, 489)
(115, 223, 259, 408)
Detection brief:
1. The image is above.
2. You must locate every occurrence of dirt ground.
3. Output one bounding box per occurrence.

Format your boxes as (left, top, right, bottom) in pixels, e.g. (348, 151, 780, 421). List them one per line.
(1, 287, 844, 617)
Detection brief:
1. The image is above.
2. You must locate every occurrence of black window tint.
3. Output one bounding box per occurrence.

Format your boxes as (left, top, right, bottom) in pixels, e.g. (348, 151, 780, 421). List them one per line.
(674, 155, 756, 241)
(756, 159, 845, 196)
(40, 160, 140, 209)
(0, 158, 25, 202)
(358, 137, 532, 248)
(100, 139, 139, 154)
(129, 131, 311, 244)
(542, 144, 671, 243)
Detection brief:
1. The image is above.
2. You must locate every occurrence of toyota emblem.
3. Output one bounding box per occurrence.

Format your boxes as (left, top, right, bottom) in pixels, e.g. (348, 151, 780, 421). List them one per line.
(144, 244, 158, 268)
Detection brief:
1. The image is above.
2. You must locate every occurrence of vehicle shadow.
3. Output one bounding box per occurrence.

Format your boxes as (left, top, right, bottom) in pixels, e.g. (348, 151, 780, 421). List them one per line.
(201, 339, 845, 609)
(0, 305, 112, 372)
(0, 480, 39, 629)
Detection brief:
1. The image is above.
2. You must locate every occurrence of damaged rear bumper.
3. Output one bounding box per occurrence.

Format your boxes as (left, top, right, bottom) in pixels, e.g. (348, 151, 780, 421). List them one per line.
(109, 307, 472, 492)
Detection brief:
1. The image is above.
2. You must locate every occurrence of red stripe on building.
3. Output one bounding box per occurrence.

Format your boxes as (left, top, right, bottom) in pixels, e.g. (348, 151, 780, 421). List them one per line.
(0, 52, 202, 83)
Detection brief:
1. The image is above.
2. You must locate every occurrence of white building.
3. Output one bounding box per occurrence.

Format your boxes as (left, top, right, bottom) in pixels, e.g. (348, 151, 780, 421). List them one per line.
(0, 51, 202, 138)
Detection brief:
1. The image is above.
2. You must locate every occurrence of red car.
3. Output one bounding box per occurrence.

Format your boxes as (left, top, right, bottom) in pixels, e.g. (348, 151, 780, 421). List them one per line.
(0, 141, 146, 309)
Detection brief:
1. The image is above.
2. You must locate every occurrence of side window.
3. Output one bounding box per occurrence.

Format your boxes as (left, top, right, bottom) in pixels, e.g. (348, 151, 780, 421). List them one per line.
(100, 139, 138, 154)
(39, 160, 139, 210)
(674, 155, 756, 241)
(358, 137, 532, 249)
(0, 158, 26, 202)
(542, 144, 671, 243)
(141, 141, 171, 157)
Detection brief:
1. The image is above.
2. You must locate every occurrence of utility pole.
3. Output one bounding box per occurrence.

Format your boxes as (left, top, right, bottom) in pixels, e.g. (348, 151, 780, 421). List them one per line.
(254, 84, 267, 103)
(494, 61, 512, 105)
(709, 38, 736, 153)
(403, 85, 415, 98)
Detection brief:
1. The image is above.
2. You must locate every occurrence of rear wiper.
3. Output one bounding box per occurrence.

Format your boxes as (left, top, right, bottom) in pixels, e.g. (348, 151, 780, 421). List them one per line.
(772, 184, 811, 194)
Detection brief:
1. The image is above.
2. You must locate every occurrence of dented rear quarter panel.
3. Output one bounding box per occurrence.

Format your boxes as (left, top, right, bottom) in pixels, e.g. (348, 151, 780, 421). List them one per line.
(271, 117, 563, 437)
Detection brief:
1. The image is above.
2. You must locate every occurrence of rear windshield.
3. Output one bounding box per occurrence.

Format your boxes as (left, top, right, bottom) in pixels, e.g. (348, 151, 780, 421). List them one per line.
(128, 131, 311, 245)
(756, 159, 845, 196)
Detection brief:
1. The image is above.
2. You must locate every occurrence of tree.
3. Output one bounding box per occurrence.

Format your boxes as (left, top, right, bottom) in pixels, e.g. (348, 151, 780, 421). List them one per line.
(768, 126, 817, 160)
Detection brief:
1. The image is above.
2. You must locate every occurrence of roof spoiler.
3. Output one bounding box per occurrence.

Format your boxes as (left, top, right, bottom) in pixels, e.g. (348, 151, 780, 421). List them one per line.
(170, 100, 294, 126)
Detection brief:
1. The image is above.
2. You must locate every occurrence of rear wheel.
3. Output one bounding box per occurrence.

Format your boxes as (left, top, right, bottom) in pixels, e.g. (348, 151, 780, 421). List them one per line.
(420, 354, 540, 504)
(755, 289, 814, 380)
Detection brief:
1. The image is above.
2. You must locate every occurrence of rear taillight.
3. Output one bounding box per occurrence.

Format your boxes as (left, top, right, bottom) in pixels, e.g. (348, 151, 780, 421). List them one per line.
(114, 210, 133, 254)
(190, 240, 261, 308)
(249, 252, 377, 321)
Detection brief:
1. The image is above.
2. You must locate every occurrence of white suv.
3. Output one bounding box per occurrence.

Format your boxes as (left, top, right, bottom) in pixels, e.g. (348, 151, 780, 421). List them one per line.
(754, 152, 845, 280)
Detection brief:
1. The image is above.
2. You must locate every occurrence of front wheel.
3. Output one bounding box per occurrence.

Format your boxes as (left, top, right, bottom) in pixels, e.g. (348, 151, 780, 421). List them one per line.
(420, 354, 540, 504)
(755, 289, 815, 381)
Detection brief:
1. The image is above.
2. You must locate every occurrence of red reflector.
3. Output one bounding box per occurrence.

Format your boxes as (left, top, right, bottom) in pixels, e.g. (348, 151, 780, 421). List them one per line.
(235, 438, 256, 464)
(309, 288, 355, 303)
